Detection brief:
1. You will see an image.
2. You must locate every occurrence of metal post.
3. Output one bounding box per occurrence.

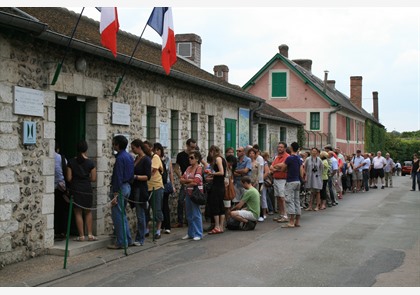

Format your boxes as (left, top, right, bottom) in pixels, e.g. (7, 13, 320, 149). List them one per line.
(63, 196, 73, 269)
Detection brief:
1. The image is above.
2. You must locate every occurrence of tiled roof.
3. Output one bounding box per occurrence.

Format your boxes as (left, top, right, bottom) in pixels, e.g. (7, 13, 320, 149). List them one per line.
(0, 7, 303, 126)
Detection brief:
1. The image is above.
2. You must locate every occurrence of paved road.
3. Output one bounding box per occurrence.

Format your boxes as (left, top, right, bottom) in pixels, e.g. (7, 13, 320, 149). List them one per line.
(1, 176, 419, 287)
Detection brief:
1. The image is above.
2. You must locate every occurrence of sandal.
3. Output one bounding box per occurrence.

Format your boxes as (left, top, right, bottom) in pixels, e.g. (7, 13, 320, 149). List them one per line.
(73, 236, 85, 241)
(208, 228, 222, 234)
(88, 235, 98, 241)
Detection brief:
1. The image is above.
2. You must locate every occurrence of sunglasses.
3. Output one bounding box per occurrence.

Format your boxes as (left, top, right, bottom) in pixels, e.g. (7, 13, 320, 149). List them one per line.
(189, 156, 195, 160)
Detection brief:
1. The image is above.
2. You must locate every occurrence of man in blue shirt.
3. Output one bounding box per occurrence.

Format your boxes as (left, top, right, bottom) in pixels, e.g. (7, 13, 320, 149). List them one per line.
(233, 146, 252, 203)
(277, 142, 303, 228)
(108, 135, 134, 249)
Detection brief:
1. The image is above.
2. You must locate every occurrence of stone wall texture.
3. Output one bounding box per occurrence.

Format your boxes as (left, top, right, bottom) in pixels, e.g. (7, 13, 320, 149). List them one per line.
(0, 29, 299, 267)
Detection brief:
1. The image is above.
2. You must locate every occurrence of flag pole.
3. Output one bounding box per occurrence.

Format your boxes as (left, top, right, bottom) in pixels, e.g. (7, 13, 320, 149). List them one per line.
(51, 7, 85, 85)
(112, 21, 149, 96)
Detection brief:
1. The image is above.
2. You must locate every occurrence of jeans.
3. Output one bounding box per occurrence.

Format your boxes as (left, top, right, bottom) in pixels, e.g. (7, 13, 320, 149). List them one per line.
(111, 183, 133, 247)
(327, 177, 336, 204)
(177, 185, 186, 224)
(185, 192, 203, 239)
(149, 187, 164, 222)
(133, 187, 147, 244)
(362, 170, 370, 191)
(412, 172, 420, 190)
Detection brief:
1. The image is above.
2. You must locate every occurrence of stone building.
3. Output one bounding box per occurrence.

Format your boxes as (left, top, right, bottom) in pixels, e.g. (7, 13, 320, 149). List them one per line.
(0, 7, 301, 266)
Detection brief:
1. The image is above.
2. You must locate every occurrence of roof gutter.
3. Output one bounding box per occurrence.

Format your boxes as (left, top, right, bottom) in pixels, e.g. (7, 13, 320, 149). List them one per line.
(0, 11, 264, 104)
(254, 113, 303, 126)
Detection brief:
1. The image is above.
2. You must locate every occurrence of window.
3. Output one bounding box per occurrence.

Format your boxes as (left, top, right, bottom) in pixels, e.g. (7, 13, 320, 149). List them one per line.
(310, 112, 320, 130)
(191, 113, 198, 141)
(216, 71, 223, 78)
(177, 42, 192, 57)
(258, 124, 266, 152)
(271, 72, 287, 98)
(280, 127, 287, 142)
(346, 117, 351, 141)
(171, 110, 179, 157)
(208, 116, 215, 149)
(146, 106, 157, 142)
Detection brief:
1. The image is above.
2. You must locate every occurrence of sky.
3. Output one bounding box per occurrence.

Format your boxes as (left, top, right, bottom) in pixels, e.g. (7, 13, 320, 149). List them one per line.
(11, 0, 420, 133)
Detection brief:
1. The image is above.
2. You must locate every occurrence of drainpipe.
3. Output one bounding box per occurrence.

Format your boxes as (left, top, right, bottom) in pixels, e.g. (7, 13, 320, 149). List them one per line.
(249, 101, 264, 145)
(328, 105, 342, 146)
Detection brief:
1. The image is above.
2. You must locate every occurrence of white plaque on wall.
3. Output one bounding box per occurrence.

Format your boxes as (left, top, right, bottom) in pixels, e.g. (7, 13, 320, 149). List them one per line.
(112, 102, 131, 125)
(13, 86, 44, 117)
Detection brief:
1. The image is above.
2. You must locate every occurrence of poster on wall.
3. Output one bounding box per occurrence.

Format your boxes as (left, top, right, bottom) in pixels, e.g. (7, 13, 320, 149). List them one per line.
(159, 122, 169, 147)
(238, 108, 250, 148)
(270, 133, 279, 160)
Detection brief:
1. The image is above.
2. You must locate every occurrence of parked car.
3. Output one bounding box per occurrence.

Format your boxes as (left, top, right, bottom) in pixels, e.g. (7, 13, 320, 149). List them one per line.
(402, 161, 412, 176)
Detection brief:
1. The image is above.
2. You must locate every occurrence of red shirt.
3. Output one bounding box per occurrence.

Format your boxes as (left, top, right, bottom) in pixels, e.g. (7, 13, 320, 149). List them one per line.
(271, 152, 290, 179)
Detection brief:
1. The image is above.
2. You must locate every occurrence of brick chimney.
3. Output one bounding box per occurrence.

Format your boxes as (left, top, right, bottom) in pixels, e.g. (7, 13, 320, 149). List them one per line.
(175, 33, 202, 67)
(279, 44, 289, 58)
(213, 65, 229, 82)
(350, 76, 363, 110)
(327, 80, 336, 89)
(372, 91, 379, 121)
(293, 59, 312, 72)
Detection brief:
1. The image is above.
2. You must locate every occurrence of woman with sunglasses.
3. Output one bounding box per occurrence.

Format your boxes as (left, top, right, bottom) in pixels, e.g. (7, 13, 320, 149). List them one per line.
(180, 151, 204, 241)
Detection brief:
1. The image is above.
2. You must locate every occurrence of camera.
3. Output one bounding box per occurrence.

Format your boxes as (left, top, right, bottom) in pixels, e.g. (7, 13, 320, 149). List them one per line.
(312, 167, 318, 173)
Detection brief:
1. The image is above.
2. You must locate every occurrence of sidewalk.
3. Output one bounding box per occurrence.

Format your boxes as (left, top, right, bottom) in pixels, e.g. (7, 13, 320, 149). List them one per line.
(0, 226, 192, 287)
(1, 177, 418, 287)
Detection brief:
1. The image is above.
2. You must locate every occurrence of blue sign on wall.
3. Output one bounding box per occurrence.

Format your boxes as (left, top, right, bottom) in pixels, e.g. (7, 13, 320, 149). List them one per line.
(23, 121, 36, 145)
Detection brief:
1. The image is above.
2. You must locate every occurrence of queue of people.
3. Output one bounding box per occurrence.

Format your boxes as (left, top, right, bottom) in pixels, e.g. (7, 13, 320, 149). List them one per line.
(55, 135, 414, 249)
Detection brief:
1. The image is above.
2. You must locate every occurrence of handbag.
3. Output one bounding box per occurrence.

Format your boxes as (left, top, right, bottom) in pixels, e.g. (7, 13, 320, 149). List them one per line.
(264, 173, 273, 187)
(190, 185, 207, 205)
(164, 182, 174, 194)
(224, 175, 235, 200)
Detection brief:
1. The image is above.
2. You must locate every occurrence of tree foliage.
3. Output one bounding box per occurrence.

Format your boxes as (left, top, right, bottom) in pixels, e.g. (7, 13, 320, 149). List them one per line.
(384, 130, 420, 162)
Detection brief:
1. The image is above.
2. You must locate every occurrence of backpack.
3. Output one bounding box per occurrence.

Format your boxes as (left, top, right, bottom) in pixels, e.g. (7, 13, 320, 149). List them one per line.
(226, 217, 241, 230)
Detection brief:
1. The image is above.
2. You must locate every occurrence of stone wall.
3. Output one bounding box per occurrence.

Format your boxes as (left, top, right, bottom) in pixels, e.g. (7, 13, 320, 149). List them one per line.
(0, 29, 249, 267)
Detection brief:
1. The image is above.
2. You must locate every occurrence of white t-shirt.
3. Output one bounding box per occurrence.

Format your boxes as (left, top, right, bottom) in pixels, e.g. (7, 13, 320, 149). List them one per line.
(256, 155, 265, 183)
(372, 156, 387, 169)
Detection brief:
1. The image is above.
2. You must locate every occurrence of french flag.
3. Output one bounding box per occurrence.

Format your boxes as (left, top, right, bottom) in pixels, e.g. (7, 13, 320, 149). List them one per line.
(147, 7, 177, 75)
(99, 7, 119, 57)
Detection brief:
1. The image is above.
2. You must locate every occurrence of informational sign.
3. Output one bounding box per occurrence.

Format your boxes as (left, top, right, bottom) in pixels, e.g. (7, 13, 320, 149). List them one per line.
(111, 102, 130, 125)
(14, 86, 44, 117)
(23, 121, 36, 144)
(159, 122, 169, 147)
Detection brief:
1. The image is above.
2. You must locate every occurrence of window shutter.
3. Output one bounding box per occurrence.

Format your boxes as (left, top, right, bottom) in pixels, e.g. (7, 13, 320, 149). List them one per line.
(272, 72, 287, 97)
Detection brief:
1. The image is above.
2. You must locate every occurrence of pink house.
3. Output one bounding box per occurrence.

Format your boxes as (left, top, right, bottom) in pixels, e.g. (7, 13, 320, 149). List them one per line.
(243, 44, 384, 155)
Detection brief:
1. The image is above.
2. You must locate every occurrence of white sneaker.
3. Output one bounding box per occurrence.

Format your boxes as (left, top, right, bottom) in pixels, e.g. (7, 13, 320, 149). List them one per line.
(193, 237, 201, 241)
(133, 241, 143, 246)
(258, 217, 264, 222)
(182, 235, 191, 240)
(263, 215, 267, 219)
(165, 229, 171, 234)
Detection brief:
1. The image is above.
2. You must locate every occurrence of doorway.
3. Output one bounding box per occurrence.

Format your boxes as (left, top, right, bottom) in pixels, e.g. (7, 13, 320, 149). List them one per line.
(55, 95, 86, 237)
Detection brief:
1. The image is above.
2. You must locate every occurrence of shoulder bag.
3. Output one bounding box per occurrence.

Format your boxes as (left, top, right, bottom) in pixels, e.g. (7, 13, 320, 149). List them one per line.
(224, 175, 235, 200)
(189, 166, 207, 205)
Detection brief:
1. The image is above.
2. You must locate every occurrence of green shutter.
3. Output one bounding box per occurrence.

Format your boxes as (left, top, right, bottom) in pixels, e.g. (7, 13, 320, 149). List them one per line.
(272, 72, 287, 97)
(225, 118, 237, 154)
(310, 112, 320, 130)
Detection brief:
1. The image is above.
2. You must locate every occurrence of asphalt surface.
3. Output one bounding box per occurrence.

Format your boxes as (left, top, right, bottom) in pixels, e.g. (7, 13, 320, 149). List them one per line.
(0, 175, 419, 287)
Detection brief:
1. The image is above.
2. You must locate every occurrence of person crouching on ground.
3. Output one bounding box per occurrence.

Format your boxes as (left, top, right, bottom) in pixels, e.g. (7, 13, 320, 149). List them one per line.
(229, 176, 260, 230)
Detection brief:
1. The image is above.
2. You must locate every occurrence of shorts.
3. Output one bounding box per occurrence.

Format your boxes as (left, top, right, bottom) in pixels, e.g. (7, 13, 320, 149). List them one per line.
(273, 178, 286, 197)
(237, 210, 257, 222)
(223, 200, 231, 208)
(353, 170, 362, 181)
(309, 188, 320, 193)
(373, 168, 384, 179)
